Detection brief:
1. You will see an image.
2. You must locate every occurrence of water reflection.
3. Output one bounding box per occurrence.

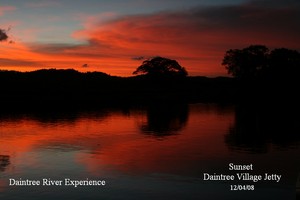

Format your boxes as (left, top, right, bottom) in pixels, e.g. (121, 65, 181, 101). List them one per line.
(139, 104, 189, 137)
(0, 103, 299, 199)
(0, 109, 110, 125)
(0, 104, 232, 177)
(225, 103, 300, 153)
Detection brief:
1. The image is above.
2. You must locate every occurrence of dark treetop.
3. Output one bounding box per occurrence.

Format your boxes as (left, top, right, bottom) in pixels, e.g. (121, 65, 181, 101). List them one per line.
(133, 56, 188, 77)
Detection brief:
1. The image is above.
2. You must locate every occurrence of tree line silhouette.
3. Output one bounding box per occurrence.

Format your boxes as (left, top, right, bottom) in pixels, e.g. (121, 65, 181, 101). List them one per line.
(221, 45, 300, 103)
(0, 68, 235, 110)
(222, 45, 300, 81)
(0, 45, 299, 109)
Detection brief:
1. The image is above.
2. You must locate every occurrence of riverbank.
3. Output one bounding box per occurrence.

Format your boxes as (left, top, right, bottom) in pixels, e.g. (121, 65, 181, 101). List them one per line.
(0, 69, 298, 110)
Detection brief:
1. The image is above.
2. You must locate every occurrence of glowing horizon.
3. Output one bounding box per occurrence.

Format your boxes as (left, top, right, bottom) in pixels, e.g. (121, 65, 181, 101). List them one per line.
(0, 0, 300, 77)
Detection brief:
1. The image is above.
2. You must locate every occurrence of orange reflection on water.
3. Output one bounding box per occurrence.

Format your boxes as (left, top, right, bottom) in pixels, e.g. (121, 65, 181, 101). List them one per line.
(0, 105, 234, 176)
(76, 105, 235, 175)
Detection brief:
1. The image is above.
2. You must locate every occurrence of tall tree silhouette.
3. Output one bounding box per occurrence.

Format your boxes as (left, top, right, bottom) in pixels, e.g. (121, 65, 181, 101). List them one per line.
(0, 29, 9, 42)
(133, 57, 188, 77)
(222, 45, 269, 80)
(268, 48, 300, 79)
(223, 45, 300, 81)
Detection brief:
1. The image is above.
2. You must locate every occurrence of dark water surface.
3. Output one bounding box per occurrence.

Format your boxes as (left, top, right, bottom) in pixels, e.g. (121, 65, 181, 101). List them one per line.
(0, 103, 299, 200)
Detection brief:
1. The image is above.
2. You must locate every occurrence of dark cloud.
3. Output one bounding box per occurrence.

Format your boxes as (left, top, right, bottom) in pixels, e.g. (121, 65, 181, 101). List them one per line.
(30, 0, 300, 56)
(246, 0, 300, 7)
(28, 42, 116, 59)
(28, 43, 80, 54)
(0, 58, 39, 66)
(131, 56, 145, 61)
(196, 1, 300, 33)
(9, 0, 299, 76)
(197, 0, 300, 48)
(87, 0, 300, 50)
(162, 0, 300, 44)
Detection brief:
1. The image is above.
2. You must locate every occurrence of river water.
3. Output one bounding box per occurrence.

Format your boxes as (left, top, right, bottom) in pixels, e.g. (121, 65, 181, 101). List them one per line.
(0, 103, 299, 200)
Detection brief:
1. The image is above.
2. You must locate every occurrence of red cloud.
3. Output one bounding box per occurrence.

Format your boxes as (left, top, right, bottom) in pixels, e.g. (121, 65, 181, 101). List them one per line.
(70, 1, 300, 76)
(2, 0, 300, 76)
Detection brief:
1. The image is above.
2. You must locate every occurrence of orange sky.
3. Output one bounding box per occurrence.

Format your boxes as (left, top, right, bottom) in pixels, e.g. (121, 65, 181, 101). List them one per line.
(1, 0, 300, 76)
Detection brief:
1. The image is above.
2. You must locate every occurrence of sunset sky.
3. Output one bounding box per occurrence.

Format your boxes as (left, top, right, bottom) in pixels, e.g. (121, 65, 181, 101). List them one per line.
(0, 0, 299, 76)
